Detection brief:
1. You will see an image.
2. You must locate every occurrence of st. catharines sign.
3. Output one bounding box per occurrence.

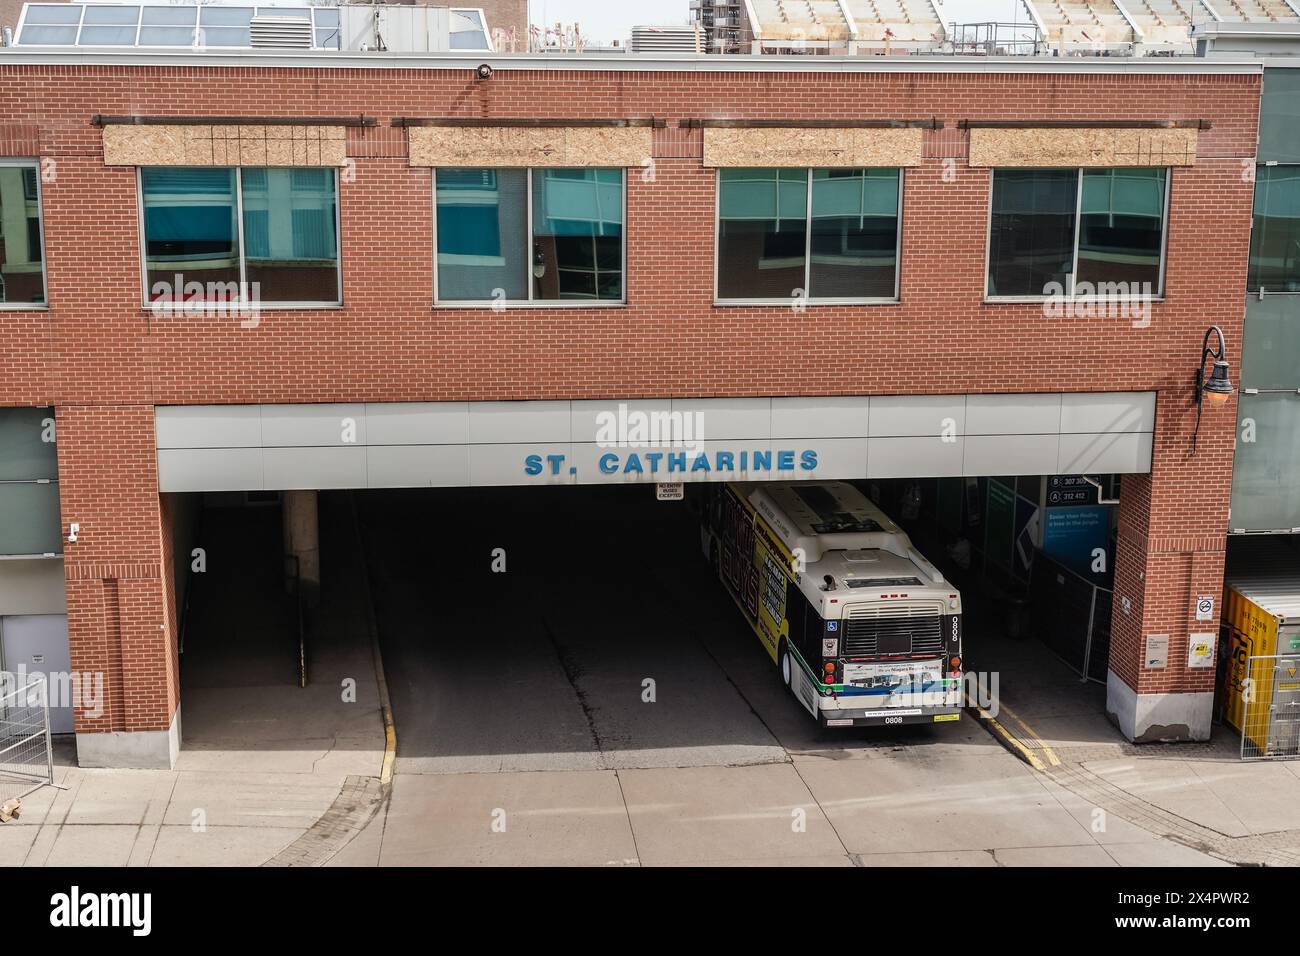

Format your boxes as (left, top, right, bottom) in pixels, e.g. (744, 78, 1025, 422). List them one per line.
(524, 447, 820, 479)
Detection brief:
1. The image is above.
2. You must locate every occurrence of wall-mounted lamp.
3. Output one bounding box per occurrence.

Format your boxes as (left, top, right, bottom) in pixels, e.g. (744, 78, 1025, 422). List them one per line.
(1192, 325, 1234, 452)
(532, 245, 547, 280)
(67, 522, 79, 543)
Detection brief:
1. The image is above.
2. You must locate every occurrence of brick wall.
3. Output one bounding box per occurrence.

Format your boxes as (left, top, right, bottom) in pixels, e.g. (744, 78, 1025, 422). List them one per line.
(0, 0, 34, 34)
(0, 61, 1260, 736)
(55, 404, 178, 735)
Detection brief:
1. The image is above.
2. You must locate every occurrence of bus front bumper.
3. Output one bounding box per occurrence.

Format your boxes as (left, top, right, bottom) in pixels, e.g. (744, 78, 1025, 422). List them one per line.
(819, 708, 963, 728)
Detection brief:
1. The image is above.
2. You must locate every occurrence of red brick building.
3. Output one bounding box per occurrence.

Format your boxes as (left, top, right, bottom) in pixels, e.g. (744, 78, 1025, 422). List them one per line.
(0, 46, 1260, 766)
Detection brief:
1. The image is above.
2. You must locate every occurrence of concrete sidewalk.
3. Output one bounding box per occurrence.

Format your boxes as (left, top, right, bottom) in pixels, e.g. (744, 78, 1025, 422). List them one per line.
(0, 671, 385, 867)
(973, 631, 1300, 866)
(0, 496, 387, 867)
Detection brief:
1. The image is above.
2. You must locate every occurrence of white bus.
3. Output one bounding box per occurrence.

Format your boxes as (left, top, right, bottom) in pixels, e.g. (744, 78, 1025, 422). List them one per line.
(701, 481, 964, 727)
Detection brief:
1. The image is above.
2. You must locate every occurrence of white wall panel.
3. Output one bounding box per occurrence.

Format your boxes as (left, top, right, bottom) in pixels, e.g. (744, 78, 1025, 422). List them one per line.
(155, 392, 1156, 491)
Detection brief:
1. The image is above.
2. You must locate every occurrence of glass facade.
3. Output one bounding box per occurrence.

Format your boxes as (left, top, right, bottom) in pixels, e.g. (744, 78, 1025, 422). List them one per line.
(0, 407, 60, 557)
(1247, 164, 1300, 293)
(1230, 392, 1300, 533)
(718, 167, 900, 301)
(0, 163, 46, 306)
(141, 166, 339, 305)
(988, 167, 1167, 297)
(435, 167, 625, 303)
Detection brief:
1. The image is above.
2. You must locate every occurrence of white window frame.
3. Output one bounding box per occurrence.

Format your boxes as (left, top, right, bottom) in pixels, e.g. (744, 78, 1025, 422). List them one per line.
(432, 166, 628, 309)
(983, 166, 1171, 303)
(713, 167, 904, 307)
(0, 158, 50, 310)
(136, 165, 343, 310)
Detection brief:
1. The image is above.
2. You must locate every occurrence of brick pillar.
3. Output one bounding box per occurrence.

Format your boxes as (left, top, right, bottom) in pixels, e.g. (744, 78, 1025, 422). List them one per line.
(57, 404, 180, 768)
(1106, 381, 1235, 743)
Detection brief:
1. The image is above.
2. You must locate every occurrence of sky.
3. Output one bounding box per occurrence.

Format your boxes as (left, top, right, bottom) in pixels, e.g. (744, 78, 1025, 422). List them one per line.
(528, 1, 1024, 46)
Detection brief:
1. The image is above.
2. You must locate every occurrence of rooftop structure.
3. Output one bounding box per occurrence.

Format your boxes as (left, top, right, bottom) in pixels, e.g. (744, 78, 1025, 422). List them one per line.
(738, 0, 949, 53)
(9, 2, 494, 51)
(629, 23, 702, 53)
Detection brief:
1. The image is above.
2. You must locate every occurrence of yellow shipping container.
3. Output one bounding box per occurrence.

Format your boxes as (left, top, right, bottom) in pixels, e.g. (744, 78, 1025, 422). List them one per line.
(1221, 570, 1300, 753)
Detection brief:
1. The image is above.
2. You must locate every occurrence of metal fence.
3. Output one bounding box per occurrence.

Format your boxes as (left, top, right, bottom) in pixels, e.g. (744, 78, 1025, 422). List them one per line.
(1241, 654, 1300, 760)
(0, 673, 54, 801)
(1029, 550, 1113, 683)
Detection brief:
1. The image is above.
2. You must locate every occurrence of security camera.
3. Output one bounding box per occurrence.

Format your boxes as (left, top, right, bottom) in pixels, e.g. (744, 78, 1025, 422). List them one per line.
(476, 63, 493, 80)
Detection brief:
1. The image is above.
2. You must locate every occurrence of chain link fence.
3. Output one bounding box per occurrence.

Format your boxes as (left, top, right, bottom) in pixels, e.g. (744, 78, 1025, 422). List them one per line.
(0, 673, 54, 801)
(1241, 654, 1300, 760)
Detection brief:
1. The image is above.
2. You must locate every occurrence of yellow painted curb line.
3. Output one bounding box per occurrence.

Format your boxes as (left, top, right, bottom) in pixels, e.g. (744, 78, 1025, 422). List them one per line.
(372, 637, 397, 788)
(352, 493, 397, 788)
(965, 691, 1057, 772)
(997, 701, 1062, 767)
(980, 712, 1049, 772)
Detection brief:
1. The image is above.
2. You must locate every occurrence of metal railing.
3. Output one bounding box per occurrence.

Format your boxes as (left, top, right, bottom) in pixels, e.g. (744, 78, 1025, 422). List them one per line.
(1029, 550, 1113, 683)
(1240, 654, 1300, 760)
(0, 673, 54, 802)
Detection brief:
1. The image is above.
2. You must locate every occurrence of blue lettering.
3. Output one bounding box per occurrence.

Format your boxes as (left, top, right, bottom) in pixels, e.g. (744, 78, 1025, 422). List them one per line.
(645, 451, 663, 473)
(691, 452, 711, 472)
(800, 450, 818, 471)
(752, 450, 772, 471)
(667, 452, 686, 473)
(777, 450, 795, 471)
(547, 454, 566, 476)
(716, 451, 735, 472)
(598, 453, 619, 475)
(524, 454, 543, 476)
(740, 451, 748, 470)
(624, 453, 644, 474)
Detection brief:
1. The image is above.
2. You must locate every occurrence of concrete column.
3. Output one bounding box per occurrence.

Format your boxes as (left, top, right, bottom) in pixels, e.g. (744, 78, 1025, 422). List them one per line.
(282, 489, 321, 608)
(1105, 383, 1236, 743)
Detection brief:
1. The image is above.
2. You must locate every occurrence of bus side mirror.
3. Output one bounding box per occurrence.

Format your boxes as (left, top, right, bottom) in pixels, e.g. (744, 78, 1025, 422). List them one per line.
(822, 575, 836, 592)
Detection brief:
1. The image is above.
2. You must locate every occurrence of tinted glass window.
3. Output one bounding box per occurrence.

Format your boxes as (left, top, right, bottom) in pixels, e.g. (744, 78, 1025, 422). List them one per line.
(810, 168, 898, 298)
(241, 167, 339, 303)
(141, 167, 240, 299)
(717, 168, 807, 300)
(435, 167, 624, 303)
(1248, 164, 1300, 292)
(987, 168, 1077, 297)
(532, 168, 623, 301)
(1077, 168, 1165, 292)
(0, 165, 46, 305)
(436, 168, 528, 301)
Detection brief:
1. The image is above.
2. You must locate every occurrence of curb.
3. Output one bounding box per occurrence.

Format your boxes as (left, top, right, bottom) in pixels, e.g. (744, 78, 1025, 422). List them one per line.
(350, 492, 397, 788)
(965, 696, 1060, 772)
